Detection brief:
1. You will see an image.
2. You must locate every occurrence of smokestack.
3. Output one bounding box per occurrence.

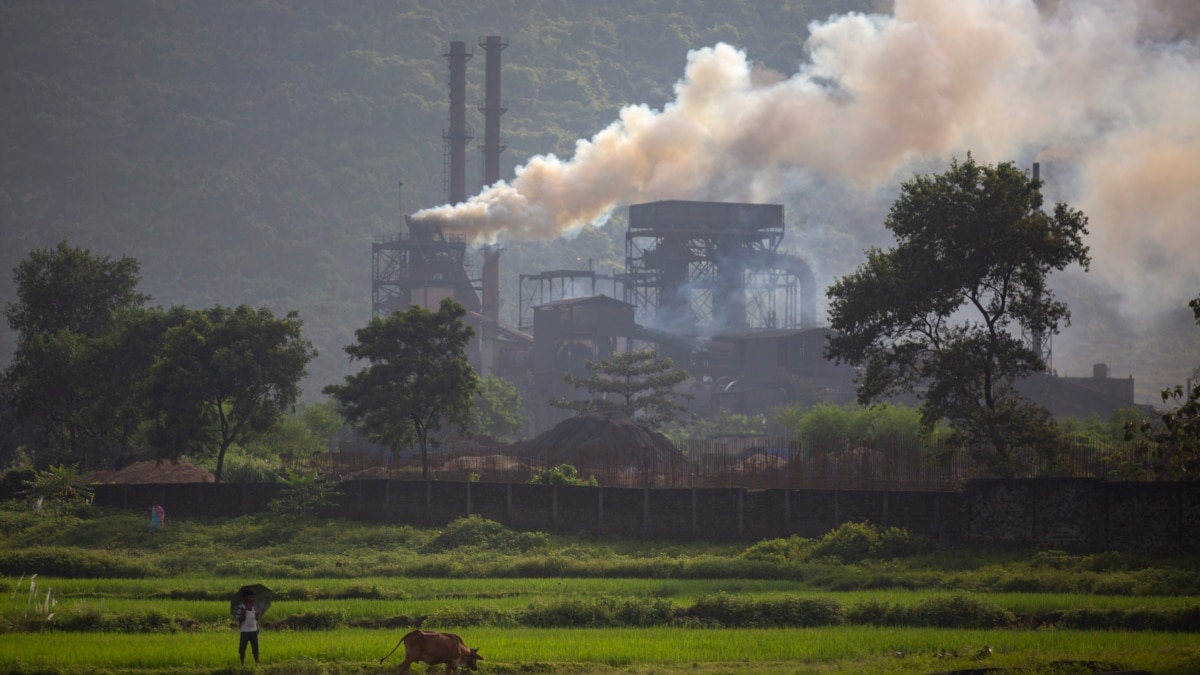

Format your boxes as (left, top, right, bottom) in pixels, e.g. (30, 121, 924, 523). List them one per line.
(479, 35, 507, 187)
(443, 40, 473, 205)
(478, 35, 507, 324)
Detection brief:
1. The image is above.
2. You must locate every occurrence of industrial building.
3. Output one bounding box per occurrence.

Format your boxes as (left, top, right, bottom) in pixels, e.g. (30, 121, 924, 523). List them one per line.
(371, 35, 1136, 436)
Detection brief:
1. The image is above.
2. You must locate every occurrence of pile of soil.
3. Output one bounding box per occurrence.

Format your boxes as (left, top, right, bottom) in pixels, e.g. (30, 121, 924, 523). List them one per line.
(517, 410, 685, 471)
(86, 460, 214, 484)
(735, 452, 788, 472)
(441, 454, 525, 472)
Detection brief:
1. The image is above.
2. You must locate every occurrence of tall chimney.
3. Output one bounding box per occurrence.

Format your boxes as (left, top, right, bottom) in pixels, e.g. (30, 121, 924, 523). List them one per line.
(443, 41, 473, 204)
(479, 35, 507, 188)
(478, 35, 507, 324)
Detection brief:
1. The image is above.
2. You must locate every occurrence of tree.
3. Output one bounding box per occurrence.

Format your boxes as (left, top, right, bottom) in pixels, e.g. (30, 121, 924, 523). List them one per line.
(145, 305, 317, 483)
(3, 241, 153, 468)
(825, 156, 1091, 476)
(468, 375, 527, 442)
(1125, 294, 1200, 478)
(552, 349, 692, 430)
(324, 298, 478, 480)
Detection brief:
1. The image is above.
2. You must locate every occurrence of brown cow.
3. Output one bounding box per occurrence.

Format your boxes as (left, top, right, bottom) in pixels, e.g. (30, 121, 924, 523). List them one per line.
(379, 629, 483, 674)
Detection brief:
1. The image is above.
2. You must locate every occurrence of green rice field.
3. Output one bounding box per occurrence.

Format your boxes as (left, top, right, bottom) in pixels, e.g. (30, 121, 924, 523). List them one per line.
(4, 506, 1200, 673)
(4, 627, 1200, 674)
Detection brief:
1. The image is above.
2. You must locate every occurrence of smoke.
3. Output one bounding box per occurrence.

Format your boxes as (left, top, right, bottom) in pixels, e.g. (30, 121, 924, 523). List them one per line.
(413, 0, 1199, 318)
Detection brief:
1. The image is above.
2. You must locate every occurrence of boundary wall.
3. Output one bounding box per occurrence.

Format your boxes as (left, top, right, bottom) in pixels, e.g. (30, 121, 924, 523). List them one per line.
(90, 478, 1200, 550)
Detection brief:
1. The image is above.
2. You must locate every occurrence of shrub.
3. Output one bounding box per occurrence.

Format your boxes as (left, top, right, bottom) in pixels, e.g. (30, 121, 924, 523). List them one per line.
(0, 548, 159, 578)
(809, 521, 924, 563)
(905, 594, 1015, 628)
(272, 608, 345, 630)
(761, 597, 844, 627)
(55, 605, 181, 633)
(847, 598, 899, 626)
(269, 471, 341, 518)
(739, 535, 813, 563)
(528, 464, 598, 486)
(422, 516, 548, 554)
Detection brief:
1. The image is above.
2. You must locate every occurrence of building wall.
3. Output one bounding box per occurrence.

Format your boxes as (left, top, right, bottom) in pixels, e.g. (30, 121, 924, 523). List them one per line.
(88, 479, 1200, 551)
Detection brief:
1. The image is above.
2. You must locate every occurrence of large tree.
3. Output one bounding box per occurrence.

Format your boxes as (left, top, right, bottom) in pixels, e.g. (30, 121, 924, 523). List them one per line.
(145, 305, 317, 482)
(3, 241, 152, 467)
(824, 156, 1091, 476)
(324, 298, 478, 480)
(553, 349, 691, 430)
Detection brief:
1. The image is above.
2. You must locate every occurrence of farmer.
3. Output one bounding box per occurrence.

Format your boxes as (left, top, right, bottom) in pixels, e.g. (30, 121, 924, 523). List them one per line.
(235, 589, 260, 666)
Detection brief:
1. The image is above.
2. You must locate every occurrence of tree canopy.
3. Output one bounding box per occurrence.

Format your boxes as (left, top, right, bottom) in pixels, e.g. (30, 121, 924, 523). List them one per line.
(3, 241, 153, 467)
(553, 349, 691, 430)
(824, 156, 1091, 475)
(1125, 293, 1200, 479)
(145, 305, 317, 482)
(469, 374, 527, 442)
(324, 298, 478, 480)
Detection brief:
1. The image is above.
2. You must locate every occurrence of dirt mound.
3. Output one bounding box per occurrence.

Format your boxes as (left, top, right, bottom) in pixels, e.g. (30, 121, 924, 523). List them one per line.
(517, 410, 685, 471)
(86, 460, 214, 484)
(441, 454, 525, 472)
(736, 452, 788, 472)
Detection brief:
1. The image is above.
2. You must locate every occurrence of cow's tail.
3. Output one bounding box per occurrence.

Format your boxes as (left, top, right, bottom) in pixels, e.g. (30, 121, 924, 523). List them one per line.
(379, 630, 420, 663)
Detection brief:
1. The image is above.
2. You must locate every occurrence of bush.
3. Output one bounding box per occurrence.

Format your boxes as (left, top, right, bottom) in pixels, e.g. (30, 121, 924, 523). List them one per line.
(528, 464, 598, 486)
(739, 535, 813, 563)
(809, 521, 925, 563)
(55, 605, 182, 633)
(905, 594, 1015, 628)
(422, 516, 548, 554)
(0, 548, 159, 578)
(686, 593, 845, 628)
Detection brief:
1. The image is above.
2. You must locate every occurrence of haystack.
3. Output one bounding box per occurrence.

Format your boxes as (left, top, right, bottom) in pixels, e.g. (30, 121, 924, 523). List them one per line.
(518, 410, 684, 472)
(86, 460, 214, 484)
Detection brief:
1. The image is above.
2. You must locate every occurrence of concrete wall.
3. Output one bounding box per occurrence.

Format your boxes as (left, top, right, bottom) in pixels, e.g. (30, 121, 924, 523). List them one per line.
(89, 479, 1200, 551)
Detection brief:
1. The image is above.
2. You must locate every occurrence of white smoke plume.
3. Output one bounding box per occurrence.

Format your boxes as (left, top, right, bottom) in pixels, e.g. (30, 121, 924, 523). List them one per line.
(413, 0, 1200, 317)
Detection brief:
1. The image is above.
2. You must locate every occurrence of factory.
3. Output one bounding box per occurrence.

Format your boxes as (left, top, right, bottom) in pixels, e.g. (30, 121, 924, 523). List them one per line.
(371, 36, 1133, 437)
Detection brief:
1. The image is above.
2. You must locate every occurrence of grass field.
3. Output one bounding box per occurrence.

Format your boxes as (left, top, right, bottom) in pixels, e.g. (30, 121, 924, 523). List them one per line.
(3, 504, 1200, 673)
(4, 627, 1200, 674)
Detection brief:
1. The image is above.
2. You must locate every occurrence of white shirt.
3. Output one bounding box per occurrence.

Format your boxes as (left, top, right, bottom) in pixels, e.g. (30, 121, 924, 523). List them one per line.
(238, 604, 258, 632)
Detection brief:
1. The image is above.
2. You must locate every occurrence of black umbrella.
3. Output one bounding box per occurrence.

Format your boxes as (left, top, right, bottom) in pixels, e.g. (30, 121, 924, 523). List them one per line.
(230, 583, 273, 619)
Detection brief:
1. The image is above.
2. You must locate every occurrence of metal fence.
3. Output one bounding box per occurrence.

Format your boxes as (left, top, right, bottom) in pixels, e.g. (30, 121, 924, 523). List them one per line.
(292, 434, 1139, 491)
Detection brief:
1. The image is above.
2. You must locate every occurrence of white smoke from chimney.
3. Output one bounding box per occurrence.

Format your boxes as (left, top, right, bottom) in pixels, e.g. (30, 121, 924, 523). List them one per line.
(412, 0, 1199, 316)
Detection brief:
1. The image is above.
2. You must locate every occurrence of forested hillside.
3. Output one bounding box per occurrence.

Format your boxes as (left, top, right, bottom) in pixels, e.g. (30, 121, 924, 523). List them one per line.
(2, 0, 1196, 402)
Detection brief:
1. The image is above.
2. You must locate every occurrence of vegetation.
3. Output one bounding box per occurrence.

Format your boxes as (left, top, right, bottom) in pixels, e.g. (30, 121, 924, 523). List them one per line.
(3, 241, 152, 469)
(468, 374, 527, 442)
(1125, 294, 1200, 479)
(826, 156, 1092, 477)
(528, 464, 598, 487)
(0, 503, 1199, 672)
(2, 243, 320, 480)
(145, 305, 318, 482)
(325, 298, 478, 480)
(553, 349, 692, 430)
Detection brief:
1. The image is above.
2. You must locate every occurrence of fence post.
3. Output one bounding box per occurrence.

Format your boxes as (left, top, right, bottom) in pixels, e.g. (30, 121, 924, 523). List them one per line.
(833, 490, 840, 529)
(737, 488, 744, 538)
(552, 484, 558, 532)
(642, 488, 650, 535)
(784, 488, 791, 534)
(597, 487, 604, 534)
(466, 480, 472, 516)
(691, 488, 697, 536)
(425, 481, 432, 524)
(505, 483, 512, 524)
